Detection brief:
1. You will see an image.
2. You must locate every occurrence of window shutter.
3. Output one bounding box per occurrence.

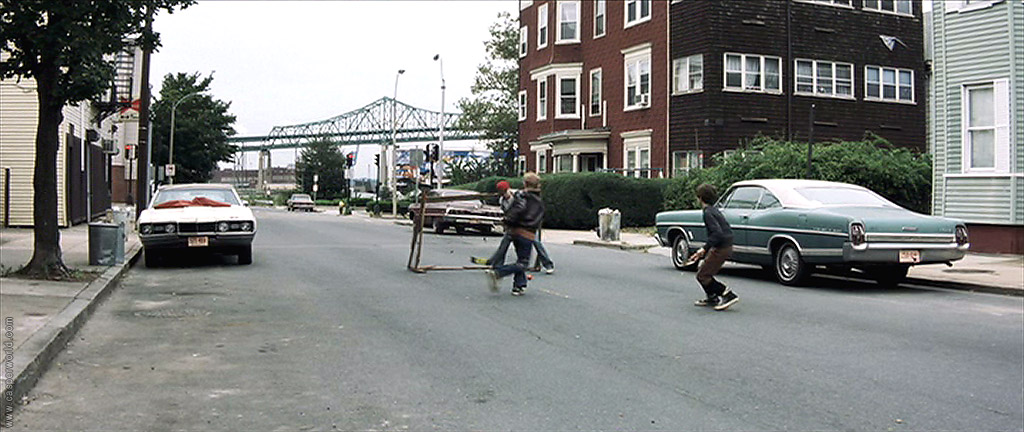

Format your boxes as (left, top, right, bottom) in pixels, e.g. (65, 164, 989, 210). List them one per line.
(994, 79, 1011, 173)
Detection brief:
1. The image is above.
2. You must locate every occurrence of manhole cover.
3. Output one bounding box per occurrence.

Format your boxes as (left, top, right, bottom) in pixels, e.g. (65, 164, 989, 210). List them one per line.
(942, 269, 995, 274)
(133, 308, 211, 318)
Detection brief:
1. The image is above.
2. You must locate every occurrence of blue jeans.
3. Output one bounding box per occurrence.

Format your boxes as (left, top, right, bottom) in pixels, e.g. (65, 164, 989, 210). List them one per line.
(490, 232, 554, 269)
(494, 234, 533, 288)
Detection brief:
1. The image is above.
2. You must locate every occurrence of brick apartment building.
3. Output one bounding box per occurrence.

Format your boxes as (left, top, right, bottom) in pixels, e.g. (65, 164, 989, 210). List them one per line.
(518, 0, 925, 178)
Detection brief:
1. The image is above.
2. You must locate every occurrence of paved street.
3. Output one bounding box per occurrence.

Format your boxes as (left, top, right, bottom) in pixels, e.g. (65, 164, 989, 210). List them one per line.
(8, 208, 1024, 431)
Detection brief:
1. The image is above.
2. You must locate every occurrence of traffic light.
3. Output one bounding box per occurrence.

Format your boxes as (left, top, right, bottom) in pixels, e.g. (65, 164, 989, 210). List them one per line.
(346, 152, 355, 168)
(428, 144, 440, 162)
(374, 154, 380, 166)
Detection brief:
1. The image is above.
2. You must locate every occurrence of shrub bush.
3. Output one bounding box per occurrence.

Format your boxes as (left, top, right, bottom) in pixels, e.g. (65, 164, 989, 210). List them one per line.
(662, 134, 932, 213)
(541, 173, 670, 229)
(365, 199, 413, 216)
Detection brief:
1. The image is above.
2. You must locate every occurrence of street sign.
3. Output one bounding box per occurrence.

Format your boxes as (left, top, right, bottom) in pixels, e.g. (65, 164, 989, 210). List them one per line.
(125, 144, 137, 160)
(114, 99, 142, 123)
(312, 184, 319, 192)
(165, 164, 175, 177)
(313, 174, 319, 183)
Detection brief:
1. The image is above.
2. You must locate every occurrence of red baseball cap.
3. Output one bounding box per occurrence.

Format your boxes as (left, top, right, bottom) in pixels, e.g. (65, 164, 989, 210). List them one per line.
(496, 180, 510, 191)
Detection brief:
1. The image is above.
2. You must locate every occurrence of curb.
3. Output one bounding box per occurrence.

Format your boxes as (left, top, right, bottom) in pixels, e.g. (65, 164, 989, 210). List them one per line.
(4, 241, 142, 415)
(904, 277, 1023, 297)
(572, 239, 657, 251)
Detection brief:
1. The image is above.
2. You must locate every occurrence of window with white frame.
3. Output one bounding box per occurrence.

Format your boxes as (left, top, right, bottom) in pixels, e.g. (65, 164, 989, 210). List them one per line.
(672, 54, 703, 94)
(672, 151, 702, 177)
(518, 90, 527, 121)
(962, 80, 1010, 174)
(724, 53, 781, 93)
(537, 79, 547, 120)
(538, 4, 548, 49)
(800, 0, 852, 7)
(594, 0, 606, 37)
(555, 154, 574, 173)
(625, 0, 652, 28)
(590, 68, 602, 116)
(624, 47, 652, 109)
(863, 0, 912, 15)
(557, 75, 580, 118)
(624, 135, 652, 178)
(519, 26, 528, 57)
(795, 59, 853, 98)
(557, 1, 580, 43)
(865, 65, 913, 102)
(517, 155, 526, 175)
(537, 151, 547, 173)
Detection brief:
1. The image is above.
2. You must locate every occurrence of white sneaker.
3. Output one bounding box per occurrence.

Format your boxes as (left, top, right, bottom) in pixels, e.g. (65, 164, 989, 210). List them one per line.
(544, 267, 555, 275)
(484, 270, 499, 293)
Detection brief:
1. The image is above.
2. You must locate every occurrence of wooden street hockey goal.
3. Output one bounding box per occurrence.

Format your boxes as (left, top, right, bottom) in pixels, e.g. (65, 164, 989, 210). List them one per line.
(407, 191, 497, 273)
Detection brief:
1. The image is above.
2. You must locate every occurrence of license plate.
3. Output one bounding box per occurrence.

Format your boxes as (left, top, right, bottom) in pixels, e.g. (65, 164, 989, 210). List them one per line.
(188, 236, 209, 247)
(899, 250, 920, 263)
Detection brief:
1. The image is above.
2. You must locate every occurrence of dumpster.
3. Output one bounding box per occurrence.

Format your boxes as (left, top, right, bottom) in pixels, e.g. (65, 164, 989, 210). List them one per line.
(597, 208, 621, 241)
(89, 222, 124, 265)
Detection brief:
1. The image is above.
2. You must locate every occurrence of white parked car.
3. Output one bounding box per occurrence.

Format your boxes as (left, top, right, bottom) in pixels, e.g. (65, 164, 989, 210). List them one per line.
(138, 184, 257, 267)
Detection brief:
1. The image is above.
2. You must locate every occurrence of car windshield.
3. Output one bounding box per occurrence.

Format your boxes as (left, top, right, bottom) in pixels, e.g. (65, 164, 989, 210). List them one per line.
(794, 187, 896, 207)
(153, 188, 240, 207)
(291, 194, 312, 201)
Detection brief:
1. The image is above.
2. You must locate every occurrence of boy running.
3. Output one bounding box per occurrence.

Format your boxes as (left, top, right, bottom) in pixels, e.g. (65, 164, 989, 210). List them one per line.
(690, 183, 739, 311)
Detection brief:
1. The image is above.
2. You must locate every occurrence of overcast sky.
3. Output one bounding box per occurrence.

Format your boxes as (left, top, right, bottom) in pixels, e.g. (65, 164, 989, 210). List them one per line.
(149, 0, 517, 171)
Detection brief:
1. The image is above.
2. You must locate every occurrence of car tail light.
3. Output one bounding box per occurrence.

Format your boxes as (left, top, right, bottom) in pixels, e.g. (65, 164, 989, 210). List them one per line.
(217, 222, 230, 232)
(955, 226, 968, 245)
(850, 223, 866, 246)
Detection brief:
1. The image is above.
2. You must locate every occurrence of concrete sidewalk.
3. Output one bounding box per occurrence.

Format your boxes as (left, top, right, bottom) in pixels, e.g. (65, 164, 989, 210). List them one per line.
(1, 220, 142, 414)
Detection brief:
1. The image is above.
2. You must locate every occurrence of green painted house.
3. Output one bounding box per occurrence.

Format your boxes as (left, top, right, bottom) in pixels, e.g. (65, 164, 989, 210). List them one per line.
(928, 0, 1024, 254)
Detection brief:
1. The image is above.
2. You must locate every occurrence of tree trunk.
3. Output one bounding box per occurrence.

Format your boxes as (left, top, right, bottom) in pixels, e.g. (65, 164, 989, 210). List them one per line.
(18, 65, 70, 279)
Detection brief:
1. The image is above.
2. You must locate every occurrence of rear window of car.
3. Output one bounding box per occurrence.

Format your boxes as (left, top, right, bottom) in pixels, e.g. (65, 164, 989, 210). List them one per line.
(795, 187, 896, 207)
(291, 194, 312, 200)
(153, 189, 240, 206)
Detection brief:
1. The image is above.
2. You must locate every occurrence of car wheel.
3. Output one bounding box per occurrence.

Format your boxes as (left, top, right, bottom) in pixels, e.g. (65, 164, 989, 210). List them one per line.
(774, 242, 810, 286)
(867, 265, 909, 288)
(144, 248, 161, 268)
(671, 234, 698, 271)
(454, 225, 467, 235)
(479, 225, 494, 235)
(237, 246, 253, 265)
(433, 219, 446, 234)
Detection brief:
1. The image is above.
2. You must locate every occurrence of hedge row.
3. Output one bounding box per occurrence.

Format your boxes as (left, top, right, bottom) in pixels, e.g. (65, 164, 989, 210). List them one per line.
(450, 135, 932, 229)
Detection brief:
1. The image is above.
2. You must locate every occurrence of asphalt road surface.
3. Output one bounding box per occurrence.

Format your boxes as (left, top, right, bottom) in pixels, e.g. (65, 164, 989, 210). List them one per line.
(9, 208, 1024, 431)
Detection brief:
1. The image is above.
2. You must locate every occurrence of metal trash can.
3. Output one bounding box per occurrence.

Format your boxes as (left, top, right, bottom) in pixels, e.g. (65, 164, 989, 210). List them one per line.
(597, 208, 621, 242)
(89, 222, 124, 265)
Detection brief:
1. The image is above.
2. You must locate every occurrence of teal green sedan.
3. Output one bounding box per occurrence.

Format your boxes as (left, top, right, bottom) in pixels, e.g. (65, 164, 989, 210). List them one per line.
(655, 179, 969, 286)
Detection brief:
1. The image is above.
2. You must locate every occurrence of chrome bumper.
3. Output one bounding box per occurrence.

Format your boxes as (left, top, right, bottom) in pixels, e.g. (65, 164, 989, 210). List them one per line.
(843, 242, 969, 263)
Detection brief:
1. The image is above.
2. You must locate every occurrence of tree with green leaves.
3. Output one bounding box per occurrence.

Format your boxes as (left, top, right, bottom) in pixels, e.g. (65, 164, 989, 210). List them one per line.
(455, 11, 518, 182)
(150, 72, 238, 184)
(1, 0, 194, 278)
(295, 139, 347, 199)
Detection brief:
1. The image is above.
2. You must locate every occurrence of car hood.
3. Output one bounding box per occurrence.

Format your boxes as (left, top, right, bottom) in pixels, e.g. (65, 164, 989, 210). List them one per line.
(139, 205, 255, 224)
(816, 206, 961, 233)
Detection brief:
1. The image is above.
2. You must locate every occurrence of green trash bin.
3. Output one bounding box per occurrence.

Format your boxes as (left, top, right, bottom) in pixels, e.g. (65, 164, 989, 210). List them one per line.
(89, 222, 124, 265)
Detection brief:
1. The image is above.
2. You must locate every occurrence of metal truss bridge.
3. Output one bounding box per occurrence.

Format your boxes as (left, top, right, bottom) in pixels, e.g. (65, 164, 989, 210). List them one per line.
(227, 97, 483, 152)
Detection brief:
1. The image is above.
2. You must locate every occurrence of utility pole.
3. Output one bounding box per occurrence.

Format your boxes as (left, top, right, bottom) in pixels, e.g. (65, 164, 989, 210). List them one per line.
(807, 103, 815, 179)
(434, 54, 446, 187)
(135, 4, 153, 218)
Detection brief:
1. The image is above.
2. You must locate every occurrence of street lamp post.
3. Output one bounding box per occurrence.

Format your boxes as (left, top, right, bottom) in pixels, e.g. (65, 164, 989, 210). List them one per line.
(433, 54, 446, 187)
(391, 69, 405, 216)
(169, 91, 204, 184)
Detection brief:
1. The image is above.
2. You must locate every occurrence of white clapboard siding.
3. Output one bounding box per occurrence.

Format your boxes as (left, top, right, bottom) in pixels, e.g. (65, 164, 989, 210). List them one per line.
(931, 0, 1022, 225)
(0, 77, 69, 227)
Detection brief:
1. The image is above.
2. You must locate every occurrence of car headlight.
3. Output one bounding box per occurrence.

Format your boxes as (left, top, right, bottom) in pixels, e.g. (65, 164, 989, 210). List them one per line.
(217, 222, 230, 232)
(165, 223, 176, 234)
(241, 222, 253, 231)
(955, 226, 969, 245)
(140, 224, 152, 234)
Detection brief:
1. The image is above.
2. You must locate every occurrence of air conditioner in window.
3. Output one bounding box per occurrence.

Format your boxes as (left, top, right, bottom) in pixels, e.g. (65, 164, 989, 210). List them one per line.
(638, 94, 650, 106)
